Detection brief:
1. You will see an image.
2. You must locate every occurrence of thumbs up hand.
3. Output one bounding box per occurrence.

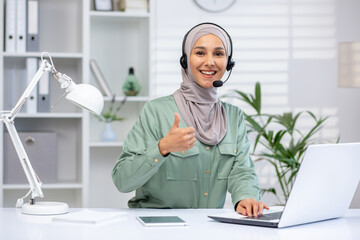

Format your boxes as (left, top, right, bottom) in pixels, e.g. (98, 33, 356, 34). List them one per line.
(158, 112, 196, 156)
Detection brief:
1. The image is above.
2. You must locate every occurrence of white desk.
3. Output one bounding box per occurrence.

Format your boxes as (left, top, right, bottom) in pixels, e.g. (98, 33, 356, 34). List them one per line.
(0, 208, 359, 240)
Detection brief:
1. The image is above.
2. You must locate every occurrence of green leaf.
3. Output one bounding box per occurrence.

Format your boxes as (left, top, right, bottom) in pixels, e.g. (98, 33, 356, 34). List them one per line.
(253, 134, 262, 153)
(273, 130, 287, 145)
(233, 90, 259, 113)
(289, 112, 303, 135)
(245, 115, 265, 133)
(234, 90, 252, 104)
(113, 117, 126, 122)
(306, 110, 317, 120)
(262, 153, 298, 166)
(298, 114, 328, 146)
(254, 82, 261, 114)
(261, 188, 277, 196)
(288, 169, 299, 184)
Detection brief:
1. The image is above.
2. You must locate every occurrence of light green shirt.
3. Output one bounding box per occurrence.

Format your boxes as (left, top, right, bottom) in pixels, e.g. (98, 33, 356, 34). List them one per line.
(112, 95, 260, 208)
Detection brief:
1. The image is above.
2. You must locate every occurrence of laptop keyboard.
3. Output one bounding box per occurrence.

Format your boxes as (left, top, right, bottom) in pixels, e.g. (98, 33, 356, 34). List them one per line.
(247, 211, 283, 221)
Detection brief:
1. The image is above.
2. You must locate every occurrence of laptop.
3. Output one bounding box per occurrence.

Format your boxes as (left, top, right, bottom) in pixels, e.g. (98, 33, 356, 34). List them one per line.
(208, 142, 360, 228)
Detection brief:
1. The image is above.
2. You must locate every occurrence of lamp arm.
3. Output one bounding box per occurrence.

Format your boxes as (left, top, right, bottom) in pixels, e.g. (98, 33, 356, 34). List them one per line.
(2, 116, 44, 200)
(0, 59, 53, 202)
(9, 60, 52, 120)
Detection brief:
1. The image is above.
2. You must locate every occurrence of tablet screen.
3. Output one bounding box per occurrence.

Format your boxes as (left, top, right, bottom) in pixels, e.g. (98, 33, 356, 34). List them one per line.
(137, 216, 187, 227)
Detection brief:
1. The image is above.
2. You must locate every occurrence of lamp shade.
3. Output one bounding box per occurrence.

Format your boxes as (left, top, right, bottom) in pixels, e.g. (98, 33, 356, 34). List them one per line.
(65, 83, 104, 115)
(338, 42, 360, 88)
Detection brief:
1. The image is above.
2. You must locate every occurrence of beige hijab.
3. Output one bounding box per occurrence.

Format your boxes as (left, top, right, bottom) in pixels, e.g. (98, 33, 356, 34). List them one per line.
(173, 23, 231, 145)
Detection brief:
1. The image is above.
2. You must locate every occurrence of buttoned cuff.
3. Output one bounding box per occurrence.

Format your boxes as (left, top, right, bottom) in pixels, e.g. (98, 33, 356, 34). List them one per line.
(234, 201, 239, 211)
(144, 141, 167, 167)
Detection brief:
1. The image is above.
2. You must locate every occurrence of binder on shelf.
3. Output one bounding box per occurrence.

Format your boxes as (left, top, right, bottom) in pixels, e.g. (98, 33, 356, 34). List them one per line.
(4, 64, 18, 110)
(37, 59, 50, 112)
(26, 58, 38, 113)
(4, 60, 28, 112)
(5, 0, 17, 52)
(90, 59, 112, 97)
(27, 0, 39, 51)
(16, 0, 27, 52)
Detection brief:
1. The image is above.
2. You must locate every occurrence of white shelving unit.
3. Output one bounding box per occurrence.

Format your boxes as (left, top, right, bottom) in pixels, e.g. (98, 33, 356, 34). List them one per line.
(87, 1, 153, 208)
(0, 0, 86, 208)
(0, 0, 153, 208)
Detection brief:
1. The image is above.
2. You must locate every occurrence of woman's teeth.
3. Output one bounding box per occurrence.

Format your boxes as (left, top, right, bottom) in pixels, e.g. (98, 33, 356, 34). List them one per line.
(200, 70, 216, 75)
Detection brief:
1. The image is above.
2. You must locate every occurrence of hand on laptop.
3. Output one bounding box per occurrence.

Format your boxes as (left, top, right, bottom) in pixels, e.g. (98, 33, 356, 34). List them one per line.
(236, 198, 269, 218)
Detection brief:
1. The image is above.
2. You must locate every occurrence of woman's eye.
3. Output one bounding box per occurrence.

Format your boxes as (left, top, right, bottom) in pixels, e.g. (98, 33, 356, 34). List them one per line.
(215, 51, 225, 56)
(195, 51, 205, 56)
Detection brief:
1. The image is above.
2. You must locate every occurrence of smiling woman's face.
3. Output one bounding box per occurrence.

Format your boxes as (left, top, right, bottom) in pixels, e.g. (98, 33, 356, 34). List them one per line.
(189, 34, 227, 88)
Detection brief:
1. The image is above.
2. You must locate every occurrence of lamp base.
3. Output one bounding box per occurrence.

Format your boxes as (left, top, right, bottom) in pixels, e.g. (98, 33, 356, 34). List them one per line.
(21, 201, 69, 215)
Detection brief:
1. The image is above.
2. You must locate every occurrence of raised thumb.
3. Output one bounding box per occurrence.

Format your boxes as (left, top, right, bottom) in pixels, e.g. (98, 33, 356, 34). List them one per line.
(172, 112, 180, 129)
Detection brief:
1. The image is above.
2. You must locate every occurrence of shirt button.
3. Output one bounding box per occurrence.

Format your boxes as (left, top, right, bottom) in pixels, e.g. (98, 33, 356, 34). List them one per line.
(205, 169, 209, 174)
(182, 151, 185, 155)
(206, 146, 210, 150)
(204, 192, 208, 196)
(154, 159, 159, 163)
(234, 149, 237, 153)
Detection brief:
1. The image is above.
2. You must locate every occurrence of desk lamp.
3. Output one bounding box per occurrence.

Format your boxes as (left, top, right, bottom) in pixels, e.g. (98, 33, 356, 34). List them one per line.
(0, 52, 104, 215)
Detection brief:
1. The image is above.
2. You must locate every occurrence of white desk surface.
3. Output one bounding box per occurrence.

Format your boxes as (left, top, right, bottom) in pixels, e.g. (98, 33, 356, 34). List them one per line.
(0, 208, 359, 240)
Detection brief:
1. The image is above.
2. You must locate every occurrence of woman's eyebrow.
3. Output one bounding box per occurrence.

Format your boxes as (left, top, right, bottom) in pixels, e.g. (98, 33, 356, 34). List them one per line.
(193, 46, 206, 50)
(193, 46, 225, 50)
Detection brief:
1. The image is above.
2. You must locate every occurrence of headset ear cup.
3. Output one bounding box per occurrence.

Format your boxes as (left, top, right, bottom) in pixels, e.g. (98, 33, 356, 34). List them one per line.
(227, 58, 235, 71)
(180, 54, 187, 69)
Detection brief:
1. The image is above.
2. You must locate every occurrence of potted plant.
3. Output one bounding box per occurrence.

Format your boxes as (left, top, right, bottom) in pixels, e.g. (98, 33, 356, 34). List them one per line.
(222, 82, 333, 204)
(94, 95, 127, 142)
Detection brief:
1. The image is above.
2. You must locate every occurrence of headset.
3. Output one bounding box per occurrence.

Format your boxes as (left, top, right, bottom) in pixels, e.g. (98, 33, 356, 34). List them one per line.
(179, 22, 235, 84)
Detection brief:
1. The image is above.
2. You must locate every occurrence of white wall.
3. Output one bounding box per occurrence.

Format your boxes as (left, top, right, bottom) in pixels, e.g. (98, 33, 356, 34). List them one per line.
(152, 0, 360, 208)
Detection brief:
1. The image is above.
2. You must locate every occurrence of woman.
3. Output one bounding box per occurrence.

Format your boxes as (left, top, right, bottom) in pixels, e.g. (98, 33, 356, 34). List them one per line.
(112, 22, 268, 217)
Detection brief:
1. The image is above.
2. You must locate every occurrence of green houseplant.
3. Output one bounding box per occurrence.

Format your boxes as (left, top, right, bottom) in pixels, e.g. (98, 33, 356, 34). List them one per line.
(222, 82, 330, 204)
(94, 95, 127, 123)
(93, 95, 127, 142)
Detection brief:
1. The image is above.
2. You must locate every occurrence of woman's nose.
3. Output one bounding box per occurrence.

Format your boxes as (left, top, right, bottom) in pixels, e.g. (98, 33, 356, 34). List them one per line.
(204, 55, 215, 67)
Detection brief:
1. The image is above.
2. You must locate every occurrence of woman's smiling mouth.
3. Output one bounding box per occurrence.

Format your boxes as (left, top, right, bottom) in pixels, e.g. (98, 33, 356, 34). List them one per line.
(200, 70, 216, 76)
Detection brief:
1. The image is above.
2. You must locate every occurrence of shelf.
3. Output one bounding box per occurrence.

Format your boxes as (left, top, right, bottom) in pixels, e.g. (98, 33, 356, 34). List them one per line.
(103, 96, 151, 102)
(90, 141, 124, 147)
(90, 11, 149, 19)
(16, 113, 84, 119)
(2, 183, 83, 190)
(3, 52, 83, 59)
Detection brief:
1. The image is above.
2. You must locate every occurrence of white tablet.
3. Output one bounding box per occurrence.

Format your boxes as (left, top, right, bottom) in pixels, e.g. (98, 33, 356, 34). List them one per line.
(136, 216, 187, 227)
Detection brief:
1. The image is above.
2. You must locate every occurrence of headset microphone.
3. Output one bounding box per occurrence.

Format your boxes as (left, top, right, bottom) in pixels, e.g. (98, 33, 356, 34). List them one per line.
(213, 68, 233, 88)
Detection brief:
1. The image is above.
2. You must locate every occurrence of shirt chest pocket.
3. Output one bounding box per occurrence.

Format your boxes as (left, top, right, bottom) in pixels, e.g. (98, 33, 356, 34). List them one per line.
(217, 143, 237, 180)
(167, 147, 199, 181)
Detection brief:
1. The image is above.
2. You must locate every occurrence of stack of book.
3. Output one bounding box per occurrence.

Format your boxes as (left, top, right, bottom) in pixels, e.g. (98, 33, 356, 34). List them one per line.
(126, 0, 149, 13)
